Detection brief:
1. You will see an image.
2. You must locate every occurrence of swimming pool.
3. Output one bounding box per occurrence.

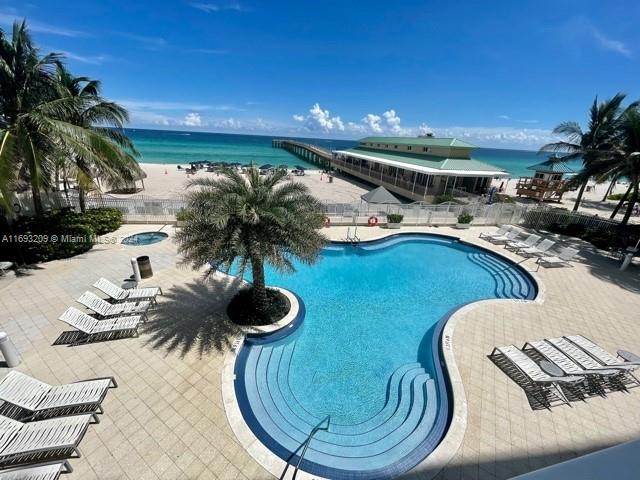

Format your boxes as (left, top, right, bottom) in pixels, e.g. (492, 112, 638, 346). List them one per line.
(121, 231, 168, 246)
(233, 234, 536, 479)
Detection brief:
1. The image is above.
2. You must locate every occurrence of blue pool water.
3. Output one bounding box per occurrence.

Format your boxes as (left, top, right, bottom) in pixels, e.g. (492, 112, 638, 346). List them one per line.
(234, 234, 536, 479)
(121, 231, 168, 246)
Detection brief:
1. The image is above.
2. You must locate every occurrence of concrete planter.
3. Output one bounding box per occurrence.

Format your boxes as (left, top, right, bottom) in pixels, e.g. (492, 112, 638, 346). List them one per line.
(455, 222, 472, 229)
(387, 223, 402, 229)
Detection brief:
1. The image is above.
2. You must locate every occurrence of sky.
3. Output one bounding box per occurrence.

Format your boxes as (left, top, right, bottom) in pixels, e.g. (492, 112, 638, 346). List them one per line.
(1, 0, 639, 149)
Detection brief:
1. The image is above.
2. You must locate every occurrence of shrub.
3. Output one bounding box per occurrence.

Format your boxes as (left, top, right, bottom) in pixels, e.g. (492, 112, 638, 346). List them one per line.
(175, 208, 189, 222)
(433, 194, 464, 205)
(82, 208, 123, 235)
(457, 211, 474, 224)
(387, 213, 404, 224)
(607, 193, 626, 201)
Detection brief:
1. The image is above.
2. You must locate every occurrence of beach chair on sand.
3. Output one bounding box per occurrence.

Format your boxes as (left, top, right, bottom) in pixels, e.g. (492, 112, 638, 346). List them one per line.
(59, 307, 142, 345)
(76, 291, 150, 318)
(506, 234, 541, 252)
(547, 337, 639, 389)
(536, 247, 579, 269)
(479, 225, 510, 240)
(0, 414, 92, 467)
(0, 460, 72, 480)
(0, 371, 116, 422)
(93, 277, 162, 304)
(489, 345, 583, 408)
(566, 335, 640, 372)
(516, 238, 555, 258)
(486, 229, 520, 245)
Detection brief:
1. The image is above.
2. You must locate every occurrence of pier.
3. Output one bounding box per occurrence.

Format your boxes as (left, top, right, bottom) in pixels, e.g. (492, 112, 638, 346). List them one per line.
(272, 139, 332, 169)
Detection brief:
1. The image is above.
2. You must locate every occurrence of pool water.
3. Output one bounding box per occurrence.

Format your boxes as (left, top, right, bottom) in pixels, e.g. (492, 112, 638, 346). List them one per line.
(234, 234, 536, 479)
(121, 231, 168, 246)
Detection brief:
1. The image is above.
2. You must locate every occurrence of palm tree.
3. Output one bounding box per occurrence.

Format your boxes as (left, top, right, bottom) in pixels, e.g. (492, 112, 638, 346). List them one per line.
(55, 67, 142, 212)
(541, 94, 627, 212)
(0, 20, 139, 218)
(175, 168, 326, 316)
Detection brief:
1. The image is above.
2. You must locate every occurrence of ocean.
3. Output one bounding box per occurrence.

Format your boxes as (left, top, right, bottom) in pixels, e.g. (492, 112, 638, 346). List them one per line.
(127, 128, 582, 178)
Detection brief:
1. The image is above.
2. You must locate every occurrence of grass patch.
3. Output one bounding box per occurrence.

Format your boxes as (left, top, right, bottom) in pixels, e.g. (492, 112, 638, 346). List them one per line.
(227, 287, 291, 326)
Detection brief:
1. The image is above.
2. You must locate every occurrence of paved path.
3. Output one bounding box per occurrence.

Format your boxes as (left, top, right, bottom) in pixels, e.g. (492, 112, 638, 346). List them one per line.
(0, 224, 638, 479)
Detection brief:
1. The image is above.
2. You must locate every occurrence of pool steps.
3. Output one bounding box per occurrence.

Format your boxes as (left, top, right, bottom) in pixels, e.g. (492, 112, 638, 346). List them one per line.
(242, 346, 439, 472)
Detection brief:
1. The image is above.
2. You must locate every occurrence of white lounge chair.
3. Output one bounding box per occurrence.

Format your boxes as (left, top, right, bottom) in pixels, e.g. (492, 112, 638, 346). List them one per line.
(536, 247, 579, 269)
(93, 277, 162, 304)
(76, 291, 150, 318)
(516, 238, 555, 258)
(0, 262, 12, 276)
(506, 234, 541, 252)
(547, 337, 639, 390)
(59, 307, 142, 345)
(566, 335, 640, 372)
(490, 345, 583, 407)
(0, 460, 72, 480)
(0, 371, 116, 422)
(523, 341, 621, 395)
(479, 225, 511, 240)
(486, 229, 520, 245)
(0, 414, 91, 467)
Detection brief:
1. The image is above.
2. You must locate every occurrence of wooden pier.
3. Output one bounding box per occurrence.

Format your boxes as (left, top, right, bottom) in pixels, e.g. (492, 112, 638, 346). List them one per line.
(272, 139, 332, 169)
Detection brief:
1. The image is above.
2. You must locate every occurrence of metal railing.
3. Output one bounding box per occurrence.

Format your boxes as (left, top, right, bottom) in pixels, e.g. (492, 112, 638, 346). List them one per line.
(279, 415, 330, 480)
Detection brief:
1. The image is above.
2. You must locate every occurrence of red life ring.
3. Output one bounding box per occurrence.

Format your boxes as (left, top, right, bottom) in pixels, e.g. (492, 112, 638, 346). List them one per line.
(368, 216, 379, 227)
(324, 216, 331, 227)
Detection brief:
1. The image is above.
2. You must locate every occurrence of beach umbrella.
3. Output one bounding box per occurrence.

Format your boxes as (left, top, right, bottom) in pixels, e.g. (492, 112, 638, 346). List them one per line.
(259, 164, 273, 170)
(360, 186, 401, 204)
(295, 165, 306, 171)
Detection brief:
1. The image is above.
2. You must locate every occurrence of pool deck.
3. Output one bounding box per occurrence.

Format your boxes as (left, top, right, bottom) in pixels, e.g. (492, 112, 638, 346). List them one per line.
(0, 224, 639, 479)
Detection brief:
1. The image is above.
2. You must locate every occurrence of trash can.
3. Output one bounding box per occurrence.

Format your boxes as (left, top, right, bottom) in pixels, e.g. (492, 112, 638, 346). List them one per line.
(0, 332, 20, 367)
(136, 256, 153, 279)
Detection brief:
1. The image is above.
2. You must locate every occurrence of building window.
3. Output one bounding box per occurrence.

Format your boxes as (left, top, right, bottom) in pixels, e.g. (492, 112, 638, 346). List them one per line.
(407, 146, 412, 151)
(422, 147, 431, 153)
(377, 143, 381, 147)
(385, 144, 389, 148)
(394, 145, 398, 149)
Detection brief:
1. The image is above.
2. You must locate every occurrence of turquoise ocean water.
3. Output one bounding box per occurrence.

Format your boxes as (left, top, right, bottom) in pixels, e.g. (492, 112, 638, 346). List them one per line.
(127, 128, 581, 178)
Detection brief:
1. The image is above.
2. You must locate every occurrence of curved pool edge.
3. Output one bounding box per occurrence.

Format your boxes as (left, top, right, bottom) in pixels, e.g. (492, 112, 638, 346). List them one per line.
(221, 231, 544, 480)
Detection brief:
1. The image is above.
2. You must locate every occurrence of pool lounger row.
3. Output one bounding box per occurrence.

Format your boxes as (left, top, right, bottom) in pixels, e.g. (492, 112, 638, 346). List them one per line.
(490, 335, 639, 408)
(479, 225, 580, 268)
(0, 371, 117, 469)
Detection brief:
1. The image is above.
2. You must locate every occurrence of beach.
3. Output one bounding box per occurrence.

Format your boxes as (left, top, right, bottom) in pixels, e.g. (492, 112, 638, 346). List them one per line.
(106, 162, 637, 223)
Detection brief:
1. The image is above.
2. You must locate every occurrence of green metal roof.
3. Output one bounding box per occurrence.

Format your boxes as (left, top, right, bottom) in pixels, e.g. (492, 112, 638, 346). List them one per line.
(527, 158, 575, 174)
(340, 147, 506, 173)
(358, 136, 476, 148)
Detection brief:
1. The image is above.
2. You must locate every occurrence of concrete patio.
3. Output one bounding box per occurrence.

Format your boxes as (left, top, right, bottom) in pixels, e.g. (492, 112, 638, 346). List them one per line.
(0, 223, 638, 479)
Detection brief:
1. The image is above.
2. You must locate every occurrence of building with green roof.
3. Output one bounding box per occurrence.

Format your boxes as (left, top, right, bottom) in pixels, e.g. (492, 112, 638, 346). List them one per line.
(332, 136, 507, 202)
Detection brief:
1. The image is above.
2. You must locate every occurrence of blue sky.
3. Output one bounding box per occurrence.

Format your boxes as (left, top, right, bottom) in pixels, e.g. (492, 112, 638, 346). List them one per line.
(1, 0, 639, 148)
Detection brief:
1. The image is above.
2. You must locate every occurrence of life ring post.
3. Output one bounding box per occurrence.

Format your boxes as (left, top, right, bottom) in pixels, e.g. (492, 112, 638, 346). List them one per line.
(368, 216, 379, 227)
(324, 216, 331, 228)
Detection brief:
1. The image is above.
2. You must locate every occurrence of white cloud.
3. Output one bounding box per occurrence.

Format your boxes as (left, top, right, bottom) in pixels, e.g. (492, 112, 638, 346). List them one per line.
(418, 123, 433, 136)
(58, 50, 110, 65)
(114, 32, 168, 51)
(181, 112, 203, 127)
(429, 126, 557, 148)
(0, 13, 87, 36)
(383, 109, 410, 135)
(116, 99, 238, 111)
(190, 2, 248, 12)
(591, 28, 631, 57)
(362, 113, 383, 133)
(498, 115, 511, 120)
(297, 103, 345, 133)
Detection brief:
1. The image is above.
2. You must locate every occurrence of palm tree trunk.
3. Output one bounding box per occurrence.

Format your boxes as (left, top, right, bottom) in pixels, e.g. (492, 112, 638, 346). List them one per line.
(610, 183, 633, 219)
(78, 188, 86, 213)
(30, 181, 43, 219)
(620, 180, 639, 226)
(601, 178, 616, 202)
(251, 257, 269, 316)
(572, 179, 588, 212)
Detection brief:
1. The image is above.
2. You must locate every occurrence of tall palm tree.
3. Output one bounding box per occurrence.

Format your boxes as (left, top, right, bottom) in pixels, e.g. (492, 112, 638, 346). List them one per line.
(541, 94, 627, 212)
(55, 67, 142, 212)
(0, 20, 139, 218)
(176, 168, 326, 316)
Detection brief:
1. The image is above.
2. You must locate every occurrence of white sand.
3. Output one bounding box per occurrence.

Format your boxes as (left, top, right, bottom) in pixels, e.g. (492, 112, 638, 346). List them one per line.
(105, 163, 635, 222)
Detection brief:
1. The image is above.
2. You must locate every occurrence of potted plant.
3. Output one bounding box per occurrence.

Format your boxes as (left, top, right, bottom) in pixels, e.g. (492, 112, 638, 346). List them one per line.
(176, 208, 189, 227)
(386, 213, 404, 229)
(455, 211, 474, 229)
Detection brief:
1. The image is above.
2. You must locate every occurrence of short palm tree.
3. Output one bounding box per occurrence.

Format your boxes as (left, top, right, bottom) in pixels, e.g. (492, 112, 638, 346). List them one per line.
(541, 94, 627, 212)
(176, 168, 327, 317)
